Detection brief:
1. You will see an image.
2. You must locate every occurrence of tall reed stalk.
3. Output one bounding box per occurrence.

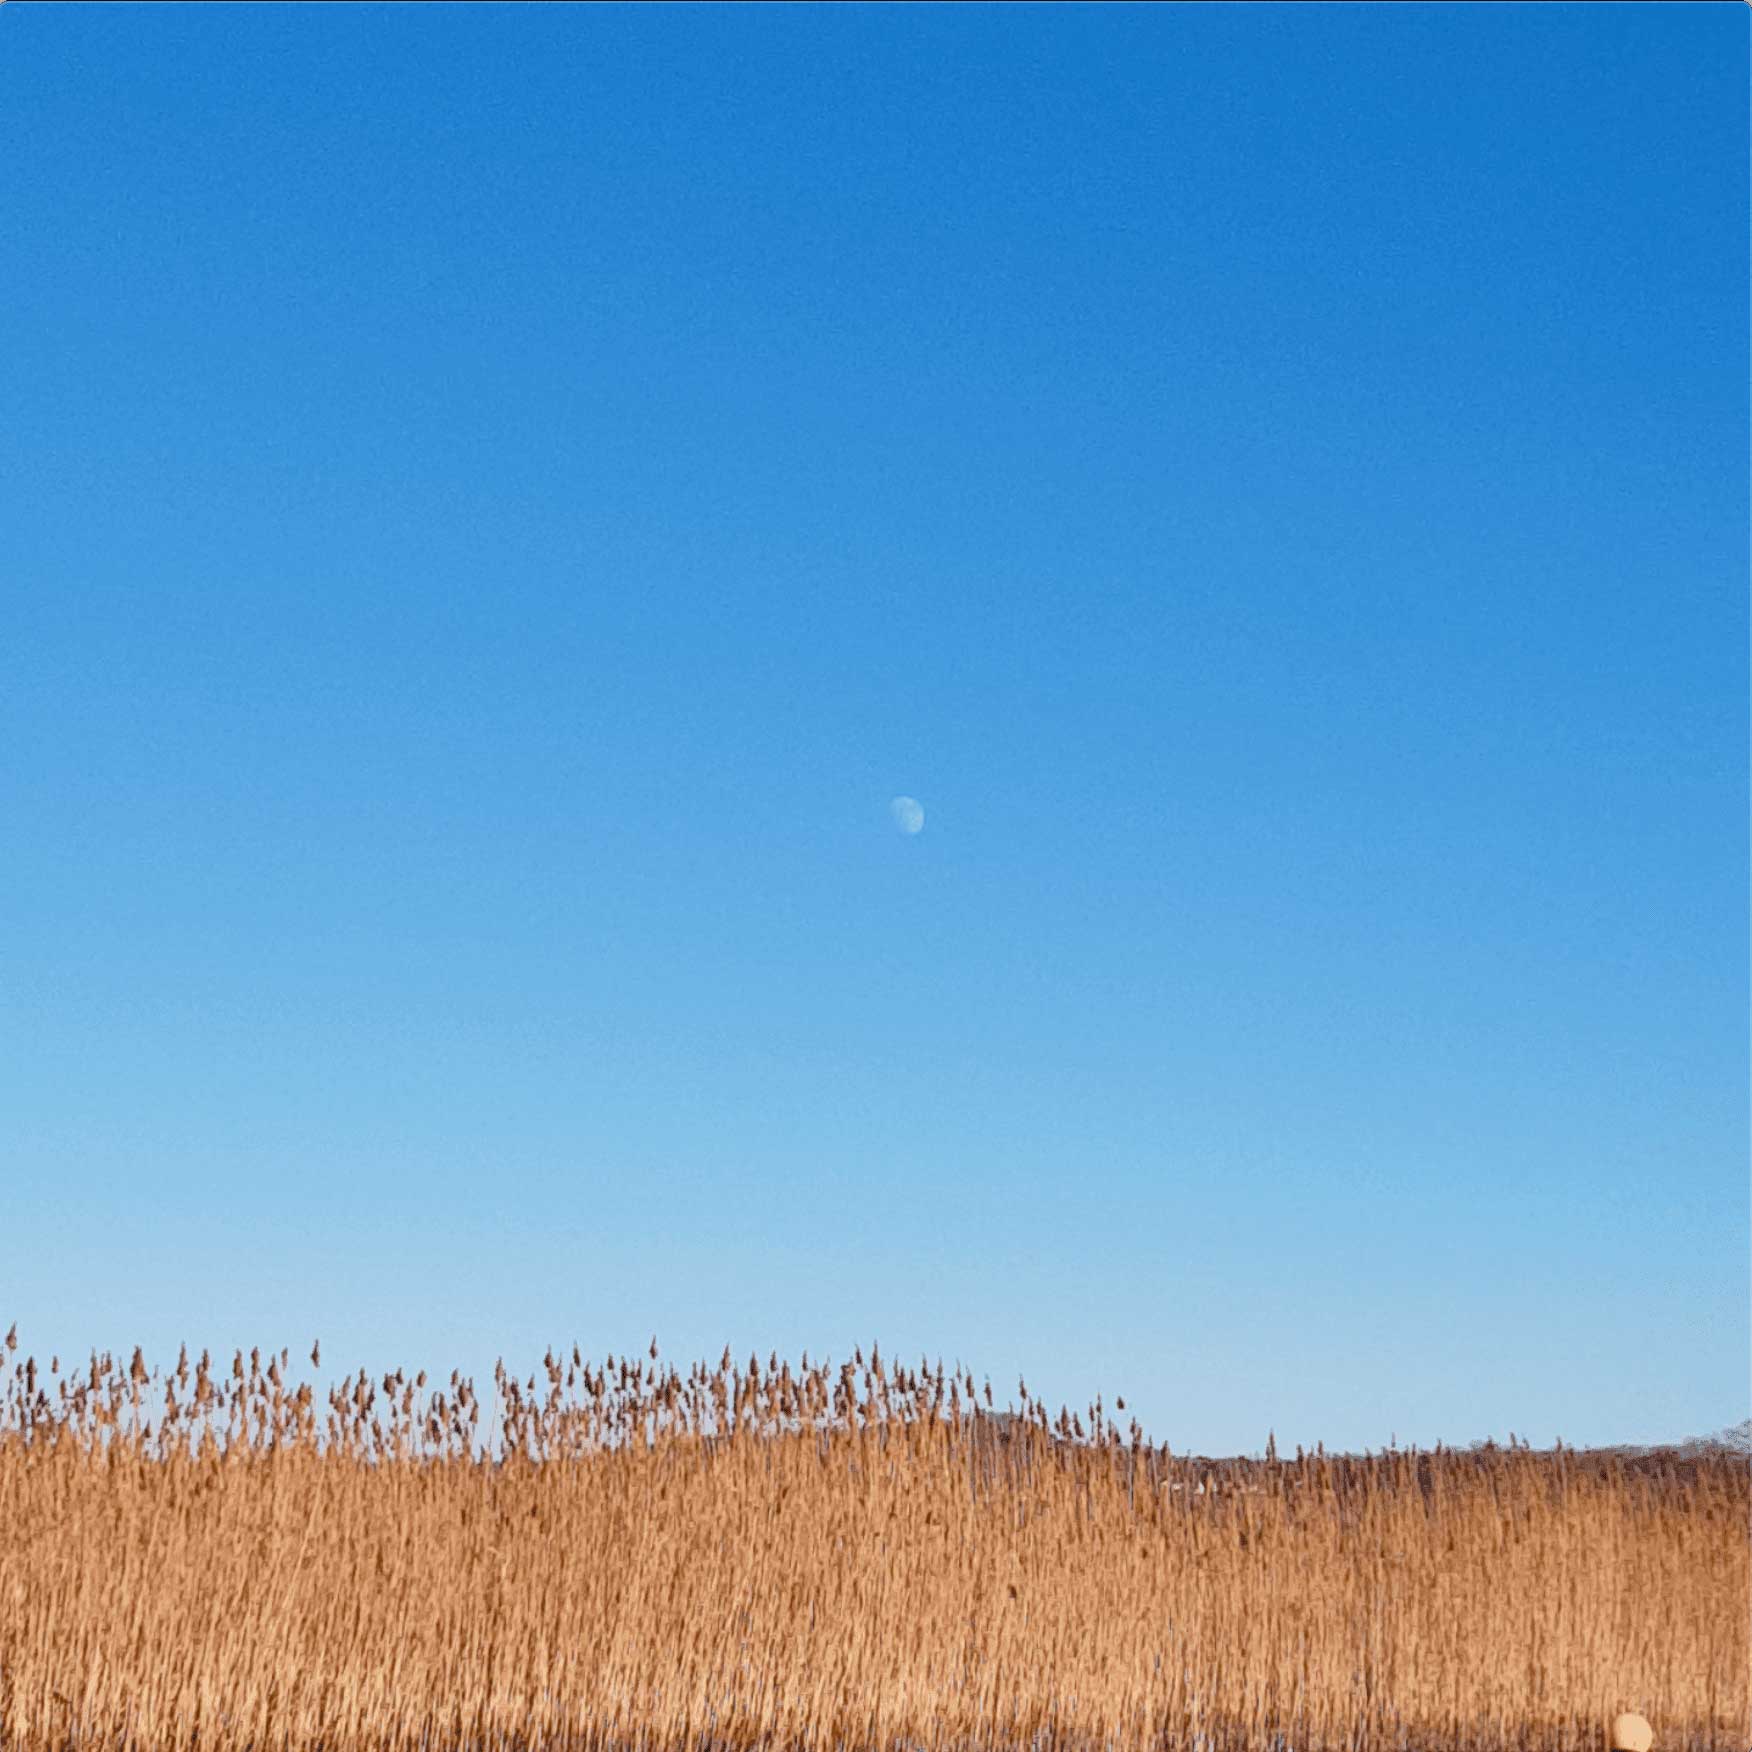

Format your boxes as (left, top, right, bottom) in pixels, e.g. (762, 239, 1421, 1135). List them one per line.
(0, 1333, 1743, 1752)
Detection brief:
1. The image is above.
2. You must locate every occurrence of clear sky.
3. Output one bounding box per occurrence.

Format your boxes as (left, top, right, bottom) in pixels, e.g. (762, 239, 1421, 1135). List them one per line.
(3, 5, 1745, 1456)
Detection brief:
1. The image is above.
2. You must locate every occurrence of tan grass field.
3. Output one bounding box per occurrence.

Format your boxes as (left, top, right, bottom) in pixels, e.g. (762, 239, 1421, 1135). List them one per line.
(0, 1333, 1744, 1752)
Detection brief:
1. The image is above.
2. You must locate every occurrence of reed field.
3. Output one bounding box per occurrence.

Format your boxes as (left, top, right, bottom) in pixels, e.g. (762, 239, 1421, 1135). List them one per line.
(0, 1330, 1744, 1752)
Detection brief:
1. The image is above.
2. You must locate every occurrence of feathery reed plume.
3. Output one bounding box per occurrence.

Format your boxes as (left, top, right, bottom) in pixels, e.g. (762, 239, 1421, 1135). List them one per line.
(0, 1330, 1742, 1752)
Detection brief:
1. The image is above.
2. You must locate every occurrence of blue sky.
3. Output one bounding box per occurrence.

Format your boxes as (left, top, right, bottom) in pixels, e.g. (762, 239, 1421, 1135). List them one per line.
(3, 5, 1745, 1455)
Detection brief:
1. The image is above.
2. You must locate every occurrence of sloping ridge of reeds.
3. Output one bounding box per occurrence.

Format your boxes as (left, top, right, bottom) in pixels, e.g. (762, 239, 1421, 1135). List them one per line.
(0, 1329, 1744, 1752)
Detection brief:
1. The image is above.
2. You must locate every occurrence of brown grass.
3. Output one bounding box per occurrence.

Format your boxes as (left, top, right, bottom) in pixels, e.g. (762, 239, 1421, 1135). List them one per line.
(0, 1332, 1744, 1752)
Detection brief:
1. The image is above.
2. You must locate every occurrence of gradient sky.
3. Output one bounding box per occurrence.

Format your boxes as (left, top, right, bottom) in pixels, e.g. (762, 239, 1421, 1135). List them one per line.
(4, 5, 1745, 1456)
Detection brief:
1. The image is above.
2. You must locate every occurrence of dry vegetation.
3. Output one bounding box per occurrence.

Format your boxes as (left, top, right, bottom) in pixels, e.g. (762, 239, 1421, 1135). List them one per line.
(0, 1329, 1744, 1752)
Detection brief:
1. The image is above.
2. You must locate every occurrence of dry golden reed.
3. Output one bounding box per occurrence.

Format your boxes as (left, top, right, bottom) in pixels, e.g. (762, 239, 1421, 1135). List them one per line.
(0, 1332, 1743, 1752)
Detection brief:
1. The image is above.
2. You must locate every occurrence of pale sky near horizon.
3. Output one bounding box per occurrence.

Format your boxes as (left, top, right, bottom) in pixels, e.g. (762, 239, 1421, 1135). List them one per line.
(2, 4, 1746, 1455)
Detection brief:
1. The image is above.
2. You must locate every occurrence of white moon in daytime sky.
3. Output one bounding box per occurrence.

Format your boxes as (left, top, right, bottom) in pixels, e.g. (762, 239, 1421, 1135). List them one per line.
(889, 796, 925, 836)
